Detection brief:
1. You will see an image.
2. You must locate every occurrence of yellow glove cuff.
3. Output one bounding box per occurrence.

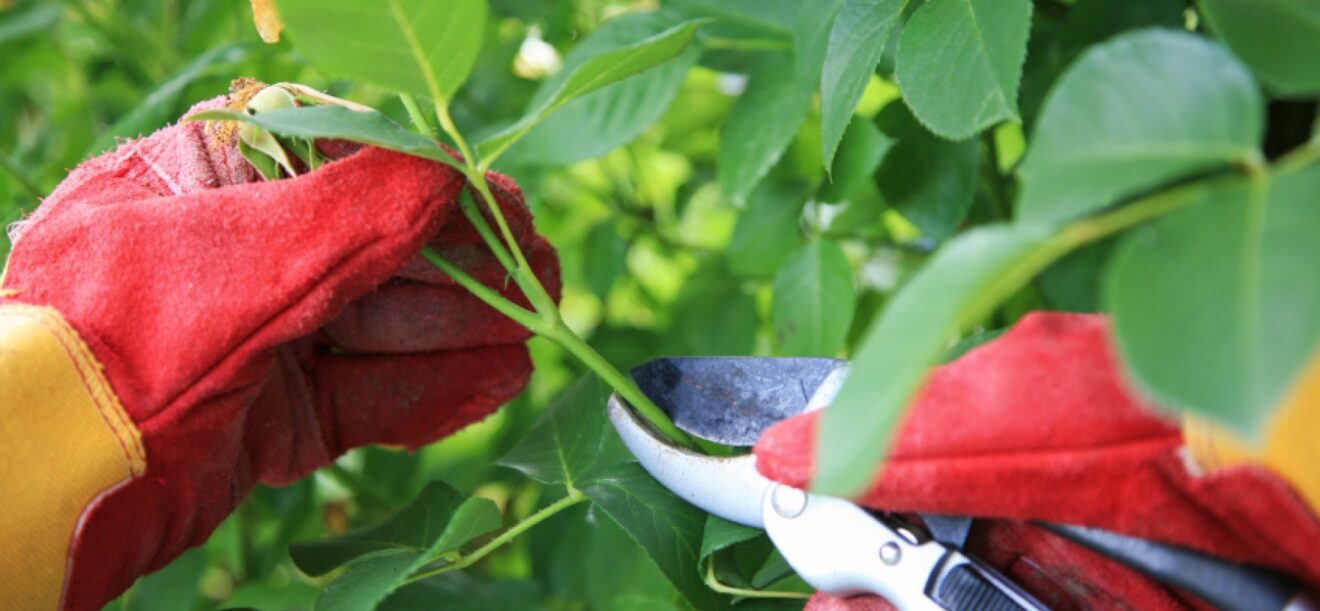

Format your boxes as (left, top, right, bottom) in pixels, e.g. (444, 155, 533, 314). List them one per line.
(0, 304, 145, 609)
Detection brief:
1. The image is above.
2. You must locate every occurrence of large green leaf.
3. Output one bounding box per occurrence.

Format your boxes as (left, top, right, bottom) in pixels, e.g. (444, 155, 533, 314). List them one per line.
(497, 375, 629, 488)
(315, 550, 423, 611)
(278, 0, 486, 102)
(727, 178, 808, 277)
(1199, 0, 1320, 96)
(187, 106, 463, 171)
(498, 12, 702, 167)
(698, 515, 762, 565)
(583, 463, 727, 610)
(874, 103, 980, 241)
(1017, 30, 1263, 224)
(1106, 159, 1320, 431)
(820, 0, 906, 169)
(772, 239, 856, 357)
(895, 0, 1031, 139)
(718, 0, 841, 200)
(477, 19, 709, 166)
(290, 481, 491, 577)
(816, 223, 1059, 496)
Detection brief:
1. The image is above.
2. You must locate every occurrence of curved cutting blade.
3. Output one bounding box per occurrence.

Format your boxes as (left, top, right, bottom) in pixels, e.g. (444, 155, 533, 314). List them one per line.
(630, 357, 847, 446)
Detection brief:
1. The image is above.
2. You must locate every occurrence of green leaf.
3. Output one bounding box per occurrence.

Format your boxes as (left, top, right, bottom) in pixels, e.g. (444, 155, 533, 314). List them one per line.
(583, 463, 727, 611)
(895, 0, 1031, 139)
(699, 515, 762, 565)
(816, 223, 1060, 496)
(498, 12, 702, 167)
(820, 0, 906, 169)
(291, 481, 473, 577)
(187, 106, 464, 172)
(727, 178, 808, 277)
(717, 58, 815, 201)
(1106, 159, 1320, 431)
(422, 497, 502, 563)
(315, 550, 423, 611)
(497, 375, 630, 488)
(582, 222, 628, 299)
(1038, 239, 1112, 312)
(820, 118, 894, 203)
(477, 18, 709, 166)
(772, 239, 856, 357)
(874, 103, 980, 241)
(1018, 30, 1263, 224)
(277, 0, 487, 102)
(1199, 0, 1320, 96)
(379, 573, 544, 611)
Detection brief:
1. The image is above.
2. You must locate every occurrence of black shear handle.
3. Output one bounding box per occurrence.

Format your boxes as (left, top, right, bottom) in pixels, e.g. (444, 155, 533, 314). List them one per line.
(927, 551, 1048, 611)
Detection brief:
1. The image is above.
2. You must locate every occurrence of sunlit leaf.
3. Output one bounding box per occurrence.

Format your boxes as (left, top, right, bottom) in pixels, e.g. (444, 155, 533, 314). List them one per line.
(477, 19, 709, 166)
(820, 0, 905, 169)
(1018, 30, 1263, 223)
(277, 0, 487, 102)
(896, 0, 1031, 139)
(772, 239, 856, 357)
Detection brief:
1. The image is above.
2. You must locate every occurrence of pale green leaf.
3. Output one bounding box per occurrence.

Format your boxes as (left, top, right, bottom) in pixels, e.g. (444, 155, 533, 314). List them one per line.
(820, 0, 906, 168)
(717, 58, 815, 201)
(477, 19, 709, 167)
(498, 12, 702, 167)
(727, 178, 808, 277)
(772, 239, 856, 357)
(1106, 158, 1320, 431)
(816, 223, 1058, 496)
(1018, 30, 1263, 224)
(278, 0, 487, 102)
(1199, 0, 1320, 96)
(896, 0, 1031, 139)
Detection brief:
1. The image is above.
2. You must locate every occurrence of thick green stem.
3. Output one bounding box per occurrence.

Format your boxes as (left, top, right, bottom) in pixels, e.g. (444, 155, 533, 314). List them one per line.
(399, 93, 437, 140)
(403, 488, 589, 585)
(419, 247, 548, 334)
(543, 323, 694, 446)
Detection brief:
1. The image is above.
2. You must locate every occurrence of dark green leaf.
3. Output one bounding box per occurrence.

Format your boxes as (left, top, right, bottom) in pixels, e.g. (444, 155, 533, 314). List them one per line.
(820, 118, 894, 203)
(278, 0, 487, 101)
(728, 178, 808, 277)
(1199, 0, 1320, 96)
(187, 106, 463, 171)
(717, 58, 815, 201)
(379, 573, 544, 611)
(222, 582, 321, 611)
(820, 0, 905, 168)
(874, 103, 980, 241)
(750, 549, 796, 589)
(315, 550, 423, 611)
(699, 515, 762, 564)
(124, 548, 205, 611)
(1106, 159, 1320, 431)
(1038, 238, 1112, 312)
(816, 223, 1058, 495)
(582, 222, 628, 299)
(583, 463, 727, 610)
(896, 0, 1031, 139)
(423, 497, 502, 562)
(1018, 30, 1263, 224)
(291, 481, 467, 577)
(772, 239, 856, 357)
(477, 19, 709, 165)
(499, 12, 702, 167)
(497, 375, 629, 487)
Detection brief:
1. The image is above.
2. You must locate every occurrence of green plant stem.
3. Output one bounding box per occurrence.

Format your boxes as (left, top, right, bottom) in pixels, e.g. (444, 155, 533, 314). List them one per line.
(703, 561, 810, 600)
(457, 190, 517, 273)
(399, 93, 437, 140)
(541, 323, 694, 446)
(420, 247, 547, 333)
(403, 487, 589, 585)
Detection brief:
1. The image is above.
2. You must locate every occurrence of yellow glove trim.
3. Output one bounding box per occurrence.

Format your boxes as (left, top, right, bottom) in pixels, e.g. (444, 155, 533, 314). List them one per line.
(1184, 350, 1320, 514)
(0, 304, 145, 609)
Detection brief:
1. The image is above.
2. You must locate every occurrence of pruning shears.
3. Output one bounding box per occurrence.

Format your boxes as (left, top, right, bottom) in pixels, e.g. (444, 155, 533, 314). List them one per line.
(607, 357, 1315, 611)
(608, 357, 1045, 610)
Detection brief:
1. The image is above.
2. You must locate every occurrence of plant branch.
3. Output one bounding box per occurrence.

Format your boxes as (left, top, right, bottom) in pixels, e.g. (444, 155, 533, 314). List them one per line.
(703, 560, 810, 600)
(399, 93, 437, 140)
(403, 488, 589, 585)
(420, 247, 548, 334)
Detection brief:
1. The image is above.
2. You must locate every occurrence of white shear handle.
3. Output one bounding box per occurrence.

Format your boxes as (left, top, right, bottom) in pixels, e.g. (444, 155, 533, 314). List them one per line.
(760, 485, 1046, 611)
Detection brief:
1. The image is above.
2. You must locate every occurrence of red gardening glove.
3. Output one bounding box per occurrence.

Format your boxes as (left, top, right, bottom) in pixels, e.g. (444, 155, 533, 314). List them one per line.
(0, 90, 558, 609)
(754, 312, 1320, 610)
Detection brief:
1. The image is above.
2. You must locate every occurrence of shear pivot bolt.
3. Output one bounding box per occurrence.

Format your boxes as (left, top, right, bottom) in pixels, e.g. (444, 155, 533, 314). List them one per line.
(879, 542, 901, 566)
(770, 485, 808, 518)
